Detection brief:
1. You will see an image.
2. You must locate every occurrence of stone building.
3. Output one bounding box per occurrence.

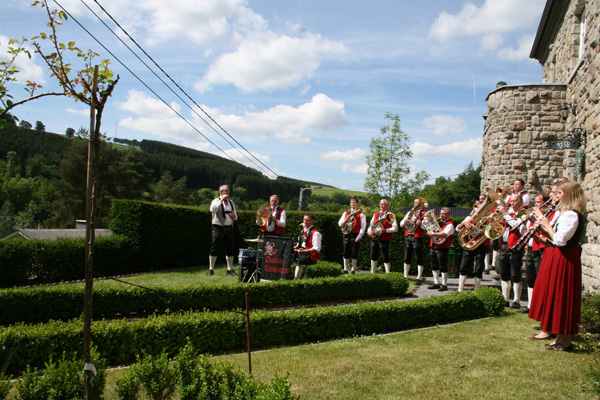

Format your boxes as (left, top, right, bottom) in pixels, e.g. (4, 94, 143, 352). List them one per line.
(481, 0, 600, 291)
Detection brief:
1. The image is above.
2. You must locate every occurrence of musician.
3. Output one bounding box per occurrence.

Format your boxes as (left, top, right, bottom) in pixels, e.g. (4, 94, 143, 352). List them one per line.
(208, 184, 238, 276)
(456, 201, 488, 292)
(400, 198, 426, 284)
(293, 214, 322, 279)
(497, 193, 527, 308)
(367, 199, 398, 274)
(427, 207, 455, 291)
(258, 194, 286, 236)
(528, 180, 587, 351)
(519, 193, 550, 313)
(338, 197, 366, 274)
(506, 179, 531, 209)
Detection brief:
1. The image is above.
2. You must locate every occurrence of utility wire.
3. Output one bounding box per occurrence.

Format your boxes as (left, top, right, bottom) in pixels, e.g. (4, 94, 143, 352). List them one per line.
(88, 0, 278, 178)
(52, 0, 236, 163)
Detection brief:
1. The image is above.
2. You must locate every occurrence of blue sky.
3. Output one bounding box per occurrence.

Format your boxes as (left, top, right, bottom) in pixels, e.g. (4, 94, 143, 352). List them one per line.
(1, 0, 546, 192)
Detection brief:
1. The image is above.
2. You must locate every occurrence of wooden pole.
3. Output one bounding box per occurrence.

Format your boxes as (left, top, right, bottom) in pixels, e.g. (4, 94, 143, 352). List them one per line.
(245, 292, 252, 375)
(83, 65, 99, 400)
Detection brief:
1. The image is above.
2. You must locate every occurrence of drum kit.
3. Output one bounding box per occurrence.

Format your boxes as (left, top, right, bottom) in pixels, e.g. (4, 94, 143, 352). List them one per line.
(238, 237, 263, 283)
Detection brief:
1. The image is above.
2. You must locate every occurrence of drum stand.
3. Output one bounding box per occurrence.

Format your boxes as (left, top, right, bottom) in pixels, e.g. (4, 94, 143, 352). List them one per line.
(242, 237, 263, 283)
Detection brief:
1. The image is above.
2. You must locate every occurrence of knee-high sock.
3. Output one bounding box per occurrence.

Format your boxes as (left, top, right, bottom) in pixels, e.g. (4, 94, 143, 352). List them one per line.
(351, 259, 357, 272)
(512, 282, 522, 303)
(226, 256, 234, 270)
(474, 278, 481, 291)
(384, 262, 391, 274)
(441, 272, 448, 286)
(209, 255, 217, 271)
(501, 280, 511, 301)
(343, 259, 349, 272)
(432, 270, 440, 285)
(458, 274, 467, 292)
(527, 287, 534, 309)
(403, 263, 410, 277)
(370, 260, 378, 274)
(417, 265, 424, 280)
(294, 265, 303, 280)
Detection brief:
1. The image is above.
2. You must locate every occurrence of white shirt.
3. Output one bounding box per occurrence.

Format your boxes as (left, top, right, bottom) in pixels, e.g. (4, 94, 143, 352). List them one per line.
(552, 210, 580, 247)
(367, 212, 399, 234)
(264, 207, 286, 232)
(300, 226, 322, 251)
(209, 197, 237, 226)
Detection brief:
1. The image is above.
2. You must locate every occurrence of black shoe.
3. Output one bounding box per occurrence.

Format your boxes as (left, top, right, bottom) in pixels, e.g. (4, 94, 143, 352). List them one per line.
(484, 269, 491, 275)
(546, 343, 574, 352)
(511, 301, 521, 310)
(207, 270, 214, 276)
(226, 269, 237, 276)
(351, 270, 355, 275)
(438, 285, 448, 292)
(414, 279, 422, 285)
(518, 307, 530, 314)
(505, 302, 510, 308)
(428, 284, 440, 290)
(342, 270, 349, 274)
(533, 326, 542, 331)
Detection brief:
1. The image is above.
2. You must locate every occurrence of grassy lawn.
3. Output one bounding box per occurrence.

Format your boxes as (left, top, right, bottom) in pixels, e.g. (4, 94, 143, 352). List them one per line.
(212, 312, 592, 400)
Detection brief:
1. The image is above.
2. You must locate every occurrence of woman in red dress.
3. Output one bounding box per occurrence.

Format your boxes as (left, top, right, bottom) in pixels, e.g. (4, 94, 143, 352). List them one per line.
(528, 180, 587, 351)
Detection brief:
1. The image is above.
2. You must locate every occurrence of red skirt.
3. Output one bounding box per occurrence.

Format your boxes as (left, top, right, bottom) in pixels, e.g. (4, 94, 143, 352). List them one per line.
(528, 246, 582, 335)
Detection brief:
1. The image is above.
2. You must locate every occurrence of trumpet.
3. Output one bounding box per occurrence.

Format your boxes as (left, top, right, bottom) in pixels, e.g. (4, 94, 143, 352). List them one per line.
(371, 212, 395, 240)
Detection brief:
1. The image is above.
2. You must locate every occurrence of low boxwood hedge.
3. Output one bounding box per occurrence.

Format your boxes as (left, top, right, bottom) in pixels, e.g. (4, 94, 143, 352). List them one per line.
(0, 287, 504, 375)
(0, 273, 409, 324)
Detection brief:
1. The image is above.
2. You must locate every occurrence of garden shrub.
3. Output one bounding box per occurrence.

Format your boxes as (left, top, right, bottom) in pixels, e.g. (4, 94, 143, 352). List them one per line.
(133, 351, 177, 400)
(304, 261, 341, 278)
(0, 273, 409, 324)
(0, 374, 11, 400)
(114, 369, 139, 400)
(0, 290, 502, 375)
(581, 292, 600, 333)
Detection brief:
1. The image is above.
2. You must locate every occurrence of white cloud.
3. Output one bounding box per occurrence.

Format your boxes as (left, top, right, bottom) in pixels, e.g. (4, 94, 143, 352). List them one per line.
(199, 93, 349, 143)
(341, 163, 368, 174)
(321, 148, 366, 161)
(428, 0, 545, 49)
(221, 148, 280, 178)
(194, 32, 351, 93)
(421, 114, 467, 136)
(0, 35, 45, 84)
(412, 138, 483, 158)
(497, 34, 537, 62)
(66, 108, 90, 116)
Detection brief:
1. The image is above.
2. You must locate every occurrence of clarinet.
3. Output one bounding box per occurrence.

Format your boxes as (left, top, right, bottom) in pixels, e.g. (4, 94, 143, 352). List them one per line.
(509, 202, 557, 253)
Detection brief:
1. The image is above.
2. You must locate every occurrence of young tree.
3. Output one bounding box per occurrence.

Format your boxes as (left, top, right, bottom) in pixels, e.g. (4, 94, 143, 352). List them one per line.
(35, 120, 45, 131)
(18, 120, 32, 129)
(364, 112, 428, 209)
(65, 127, 75, 137)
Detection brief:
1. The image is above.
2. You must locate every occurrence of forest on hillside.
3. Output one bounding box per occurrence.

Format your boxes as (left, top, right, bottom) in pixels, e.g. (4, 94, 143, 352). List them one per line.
(0, 125, 481, 236)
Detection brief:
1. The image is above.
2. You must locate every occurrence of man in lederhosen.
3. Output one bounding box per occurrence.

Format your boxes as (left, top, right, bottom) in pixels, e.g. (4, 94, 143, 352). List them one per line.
(208, 184, 238, 276)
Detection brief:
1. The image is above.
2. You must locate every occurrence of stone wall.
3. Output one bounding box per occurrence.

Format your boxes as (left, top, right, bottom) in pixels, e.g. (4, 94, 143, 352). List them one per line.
(543, 0, 600, 292)
(483, 0, 600, 291)
(482, 83, 572, 192)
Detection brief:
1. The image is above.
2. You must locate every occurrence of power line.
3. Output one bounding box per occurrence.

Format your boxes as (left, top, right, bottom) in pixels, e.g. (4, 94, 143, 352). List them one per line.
(87, 0, 278, 178)
(51, 0, 236, 162)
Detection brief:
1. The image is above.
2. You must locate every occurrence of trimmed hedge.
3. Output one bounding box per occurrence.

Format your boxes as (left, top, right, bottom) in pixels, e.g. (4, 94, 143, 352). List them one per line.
(0, 235, 137, 288)
(0, 287, 505, 375)
(0, 273, 409, 324)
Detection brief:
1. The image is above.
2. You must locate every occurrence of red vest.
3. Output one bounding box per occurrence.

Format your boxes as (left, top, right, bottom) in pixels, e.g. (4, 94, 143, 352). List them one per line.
(506, 212, 522, 248)
(404, 209, 425, 238)
(343, 209, 362, 234)
(299, 226, 322, 261)
(261, 206, 285, 235)
(431, 219, 454, 249)
(374, 211, 393, 241)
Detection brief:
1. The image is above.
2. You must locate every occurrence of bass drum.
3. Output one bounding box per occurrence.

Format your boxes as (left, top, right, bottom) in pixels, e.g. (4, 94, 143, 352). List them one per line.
(237, 248, 262, 283)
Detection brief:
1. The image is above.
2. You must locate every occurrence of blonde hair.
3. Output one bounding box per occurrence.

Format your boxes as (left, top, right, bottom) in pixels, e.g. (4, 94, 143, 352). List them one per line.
(558, 180, 587, 214)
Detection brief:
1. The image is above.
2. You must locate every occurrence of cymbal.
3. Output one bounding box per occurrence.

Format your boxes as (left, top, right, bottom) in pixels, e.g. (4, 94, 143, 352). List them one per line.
(244, 238, 263, 243)
(256, 206, 268, 226)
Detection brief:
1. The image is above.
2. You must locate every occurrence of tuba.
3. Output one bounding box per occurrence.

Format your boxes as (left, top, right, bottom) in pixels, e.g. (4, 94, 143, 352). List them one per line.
(458, 187, 507, 250)
(422, 209, 446, 245)
(341, 206, 365, 235)
(405, 197, 429, 233)
(371, 212, 395, 240)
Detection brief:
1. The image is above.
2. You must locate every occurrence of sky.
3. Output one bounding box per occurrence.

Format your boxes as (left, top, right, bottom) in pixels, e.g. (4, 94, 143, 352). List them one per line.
(1, 0, 547, 192)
